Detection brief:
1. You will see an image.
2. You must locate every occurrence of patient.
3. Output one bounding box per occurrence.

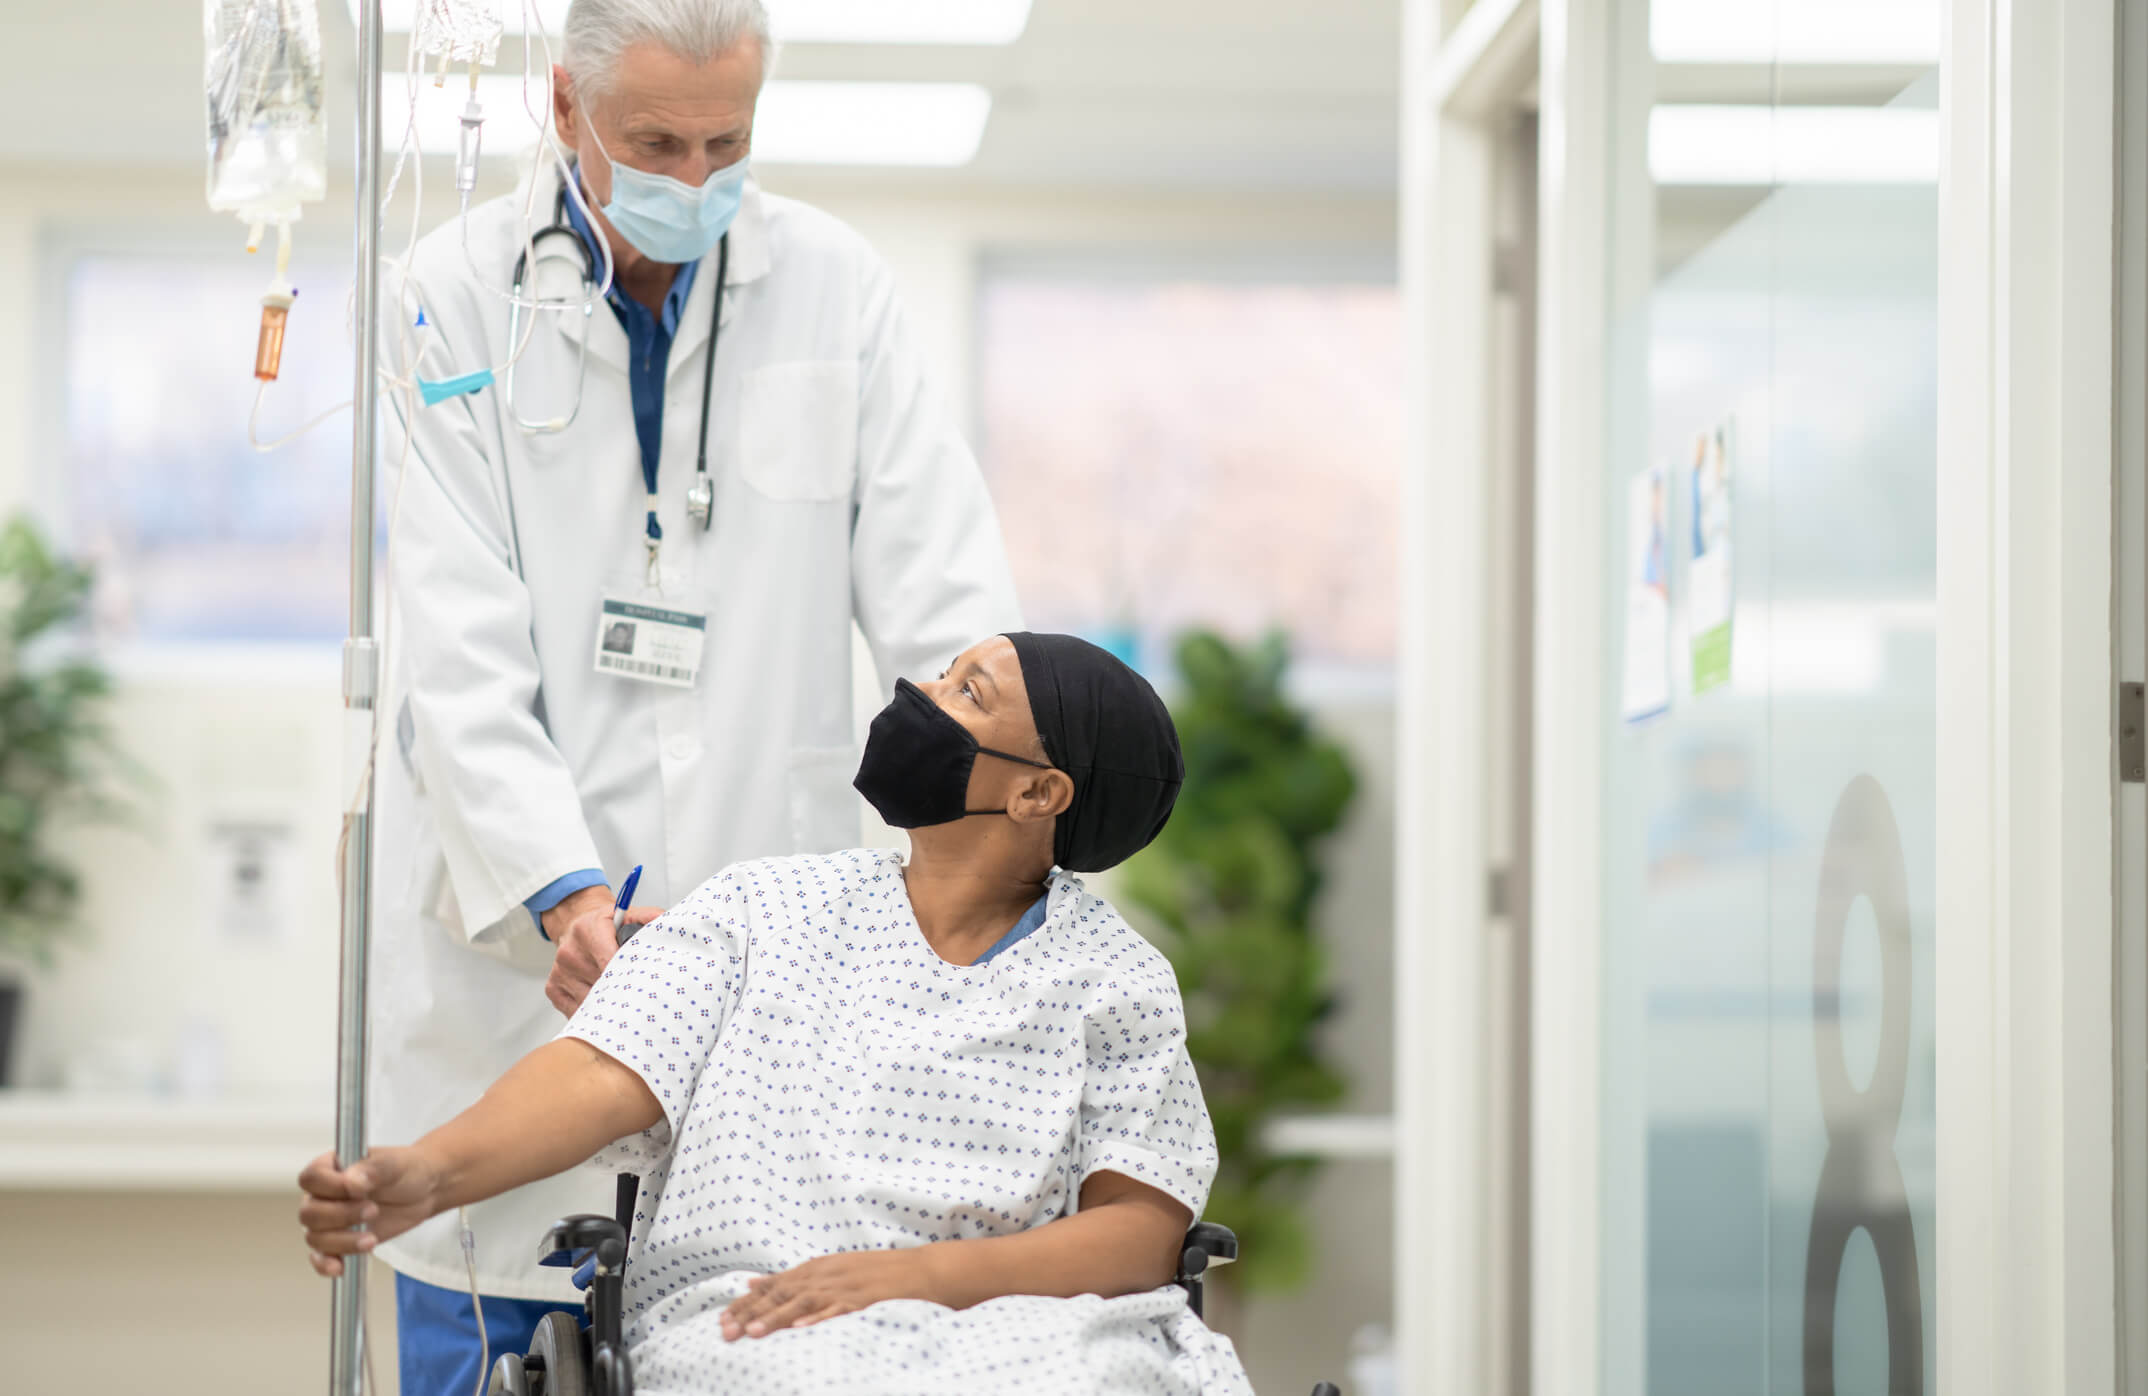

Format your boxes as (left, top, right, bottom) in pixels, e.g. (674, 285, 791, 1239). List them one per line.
(298, 632, 1253, 1395)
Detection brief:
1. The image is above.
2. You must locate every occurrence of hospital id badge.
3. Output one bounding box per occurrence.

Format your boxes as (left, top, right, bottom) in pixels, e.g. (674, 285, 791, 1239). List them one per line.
(593, 597, 706, 688)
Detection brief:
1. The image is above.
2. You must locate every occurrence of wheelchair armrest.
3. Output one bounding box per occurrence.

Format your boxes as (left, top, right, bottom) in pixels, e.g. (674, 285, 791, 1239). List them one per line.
(1175, 1220, 1237, 1323)
(538, 1213, 628, 1269)
(1184, 1221, 1238, 1267)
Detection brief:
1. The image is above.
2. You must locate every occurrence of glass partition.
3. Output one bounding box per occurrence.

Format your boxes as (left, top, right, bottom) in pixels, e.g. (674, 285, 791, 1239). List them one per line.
(1597, 3, 1940, 1392)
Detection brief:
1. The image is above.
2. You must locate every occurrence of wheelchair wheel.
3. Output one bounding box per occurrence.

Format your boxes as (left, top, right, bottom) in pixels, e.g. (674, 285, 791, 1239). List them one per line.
(529, 1310, 590, 1396)
(485, 1352, 529, 1396)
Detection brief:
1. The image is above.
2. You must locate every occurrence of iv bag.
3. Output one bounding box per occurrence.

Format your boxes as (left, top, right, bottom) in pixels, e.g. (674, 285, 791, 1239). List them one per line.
(204, 0, 328, 227)
(416, 0, 506, 67)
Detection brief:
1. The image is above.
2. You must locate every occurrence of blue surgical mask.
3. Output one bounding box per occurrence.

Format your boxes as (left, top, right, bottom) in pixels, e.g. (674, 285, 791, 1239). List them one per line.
(587, 123, 748, 264)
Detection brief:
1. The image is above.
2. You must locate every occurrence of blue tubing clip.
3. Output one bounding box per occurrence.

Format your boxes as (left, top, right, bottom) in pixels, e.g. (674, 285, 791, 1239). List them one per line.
(417, 367, 495, 406)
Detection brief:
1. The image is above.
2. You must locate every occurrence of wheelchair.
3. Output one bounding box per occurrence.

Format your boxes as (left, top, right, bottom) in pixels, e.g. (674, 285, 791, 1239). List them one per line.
(486, 1173, 1342, 1396)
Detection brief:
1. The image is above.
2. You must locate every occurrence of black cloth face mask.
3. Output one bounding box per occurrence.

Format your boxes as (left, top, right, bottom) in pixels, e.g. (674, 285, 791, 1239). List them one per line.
(853, 678, 1052, 829)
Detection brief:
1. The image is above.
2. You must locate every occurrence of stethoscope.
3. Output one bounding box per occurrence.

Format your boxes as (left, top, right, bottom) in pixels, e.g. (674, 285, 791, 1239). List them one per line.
(504, 181, 730, 533)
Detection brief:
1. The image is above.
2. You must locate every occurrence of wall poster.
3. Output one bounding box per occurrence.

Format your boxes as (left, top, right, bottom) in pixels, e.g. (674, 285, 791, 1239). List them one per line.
(1688, 418, 1736, 693)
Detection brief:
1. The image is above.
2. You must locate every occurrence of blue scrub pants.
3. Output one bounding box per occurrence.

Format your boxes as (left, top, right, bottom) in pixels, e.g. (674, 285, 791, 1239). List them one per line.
(395, 1271, 584, 1396)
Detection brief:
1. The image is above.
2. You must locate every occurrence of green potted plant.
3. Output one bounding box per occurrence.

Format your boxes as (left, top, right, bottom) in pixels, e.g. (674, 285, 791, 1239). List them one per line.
(1118, 629, 1357, 1295)
(0, 519, 123, 1088)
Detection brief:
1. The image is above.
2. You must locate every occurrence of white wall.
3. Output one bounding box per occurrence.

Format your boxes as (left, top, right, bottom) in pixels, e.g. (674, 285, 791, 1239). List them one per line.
(0, 157, 1398, 1393)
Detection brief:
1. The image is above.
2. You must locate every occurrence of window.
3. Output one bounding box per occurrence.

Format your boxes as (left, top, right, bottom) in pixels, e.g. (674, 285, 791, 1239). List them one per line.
(57, 236, 358, 646)
(975, 261, 1401, 682)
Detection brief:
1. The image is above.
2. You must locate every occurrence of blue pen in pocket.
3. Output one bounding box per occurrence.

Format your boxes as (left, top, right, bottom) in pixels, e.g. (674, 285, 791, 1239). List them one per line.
(612, 864, 644, 944)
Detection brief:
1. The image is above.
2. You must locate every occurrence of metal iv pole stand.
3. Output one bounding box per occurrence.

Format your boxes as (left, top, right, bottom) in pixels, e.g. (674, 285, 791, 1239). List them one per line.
(330, 0, 385, 1390)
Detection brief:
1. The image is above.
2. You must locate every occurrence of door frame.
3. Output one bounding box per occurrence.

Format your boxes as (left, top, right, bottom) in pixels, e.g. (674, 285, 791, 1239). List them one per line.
(1523, 0, 1614, 1390)
(2116, 0, 2148, 1385)
(1935, 0, 2125, 1392)
(1395, 1, 1547, 1392)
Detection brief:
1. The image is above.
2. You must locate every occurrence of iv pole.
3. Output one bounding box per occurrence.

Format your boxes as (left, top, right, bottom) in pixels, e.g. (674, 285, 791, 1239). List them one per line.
(330, 0, 384, 1388)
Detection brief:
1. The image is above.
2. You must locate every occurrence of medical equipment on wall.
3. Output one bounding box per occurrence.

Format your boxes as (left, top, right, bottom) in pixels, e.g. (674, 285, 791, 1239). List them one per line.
(205, 0, 328, 381)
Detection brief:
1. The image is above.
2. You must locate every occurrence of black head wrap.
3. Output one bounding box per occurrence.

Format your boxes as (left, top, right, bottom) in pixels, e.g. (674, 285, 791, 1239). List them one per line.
(1005, 632, 1184, 873)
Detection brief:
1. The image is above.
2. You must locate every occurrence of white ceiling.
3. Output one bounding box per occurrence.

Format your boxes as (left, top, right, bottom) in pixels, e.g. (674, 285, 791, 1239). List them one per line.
(0, 0, 1403, 194)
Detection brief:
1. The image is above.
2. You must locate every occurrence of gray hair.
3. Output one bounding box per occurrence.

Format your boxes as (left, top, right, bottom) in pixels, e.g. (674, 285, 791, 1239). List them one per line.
(562, 0, 776, 101)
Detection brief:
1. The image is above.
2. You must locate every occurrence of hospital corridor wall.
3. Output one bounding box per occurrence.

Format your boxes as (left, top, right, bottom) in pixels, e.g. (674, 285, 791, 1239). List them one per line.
(1399, 0, 2147, 1393)
(0, 161, 1401, 1395)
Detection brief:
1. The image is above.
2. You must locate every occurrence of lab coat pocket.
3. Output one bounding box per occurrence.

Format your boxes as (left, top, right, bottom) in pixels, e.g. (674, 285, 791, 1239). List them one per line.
(787, 744, 863, 853)
(739, 361, 858, 501)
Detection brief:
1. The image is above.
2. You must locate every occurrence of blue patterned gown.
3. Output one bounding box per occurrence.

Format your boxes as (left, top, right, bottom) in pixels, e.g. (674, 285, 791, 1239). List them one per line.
(560, 849, 1255, 1395)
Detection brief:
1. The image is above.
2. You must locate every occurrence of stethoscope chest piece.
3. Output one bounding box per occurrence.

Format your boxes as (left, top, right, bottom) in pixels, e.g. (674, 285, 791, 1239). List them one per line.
(509, 176, 731, 537)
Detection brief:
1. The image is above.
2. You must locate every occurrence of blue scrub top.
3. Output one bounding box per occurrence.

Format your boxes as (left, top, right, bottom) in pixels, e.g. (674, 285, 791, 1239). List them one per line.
(561, 187, 703, 513)
(524, 190, 707, 928)
(974, 893, 1051, 965)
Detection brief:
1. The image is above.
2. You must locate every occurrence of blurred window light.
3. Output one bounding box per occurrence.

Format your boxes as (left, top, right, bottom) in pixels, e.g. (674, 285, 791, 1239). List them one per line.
(1732, 604, 1882, 695)
(409, 76, 991, 167)
(1651, 0, 1941, 65)
(349, 0, 1032, 44)
(1730, 599, 1933, 695)
(61, 253, 358, 645)
(977, 273, 1401, 676)
(1649, 105, 1940, 185)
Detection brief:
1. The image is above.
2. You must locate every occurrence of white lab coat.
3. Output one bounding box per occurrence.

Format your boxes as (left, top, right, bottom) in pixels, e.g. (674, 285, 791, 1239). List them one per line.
(367, 165, 1022, 1300)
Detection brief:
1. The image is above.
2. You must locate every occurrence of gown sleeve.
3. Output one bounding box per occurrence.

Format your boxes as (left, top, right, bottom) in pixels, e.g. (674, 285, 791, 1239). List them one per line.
(1076, 947, 1219, 1217)
(558, 868, 750, 1172)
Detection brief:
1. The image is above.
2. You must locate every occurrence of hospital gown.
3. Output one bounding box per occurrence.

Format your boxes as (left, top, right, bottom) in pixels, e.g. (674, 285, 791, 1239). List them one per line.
(561, 848, 1255, 1396)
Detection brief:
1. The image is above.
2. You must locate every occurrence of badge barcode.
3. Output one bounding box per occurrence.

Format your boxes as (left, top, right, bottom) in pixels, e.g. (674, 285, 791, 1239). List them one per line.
(599, 654, 694, 682)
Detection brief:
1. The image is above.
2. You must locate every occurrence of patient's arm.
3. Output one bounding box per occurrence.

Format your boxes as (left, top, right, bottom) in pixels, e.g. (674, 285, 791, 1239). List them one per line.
(718, 1170, 1193, 1339)
(297, 1038, 660, 1277)
(923, 1170, 1192, 1307)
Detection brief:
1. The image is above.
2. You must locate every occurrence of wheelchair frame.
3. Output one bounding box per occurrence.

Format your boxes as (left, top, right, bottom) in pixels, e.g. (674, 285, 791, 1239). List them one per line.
(486, 1173, 1338, 1396)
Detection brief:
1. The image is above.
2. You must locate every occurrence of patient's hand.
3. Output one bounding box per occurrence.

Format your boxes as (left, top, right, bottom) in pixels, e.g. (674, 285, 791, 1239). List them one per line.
(297, 1146, 442, 1277)
(719, 1250, 935, 1340)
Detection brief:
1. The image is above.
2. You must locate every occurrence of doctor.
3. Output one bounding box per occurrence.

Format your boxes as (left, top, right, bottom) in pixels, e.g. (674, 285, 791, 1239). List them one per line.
(368, 1, 1020, 1389)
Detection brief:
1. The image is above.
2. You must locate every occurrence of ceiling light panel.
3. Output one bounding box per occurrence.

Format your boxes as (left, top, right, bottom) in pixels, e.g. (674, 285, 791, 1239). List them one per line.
(1649, 105, 1940, 185)
(1651, 0, 1941, 65)
(410, 75, 991, 168)
(350, 0, 1032, 44)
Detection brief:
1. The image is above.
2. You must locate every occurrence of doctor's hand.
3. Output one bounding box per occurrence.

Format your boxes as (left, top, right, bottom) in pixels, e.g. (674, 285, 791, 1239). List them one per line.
(297, 1146, 442, 1278)
(544, 887, 663, 1017)
(719, 1250, 936, 1340)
